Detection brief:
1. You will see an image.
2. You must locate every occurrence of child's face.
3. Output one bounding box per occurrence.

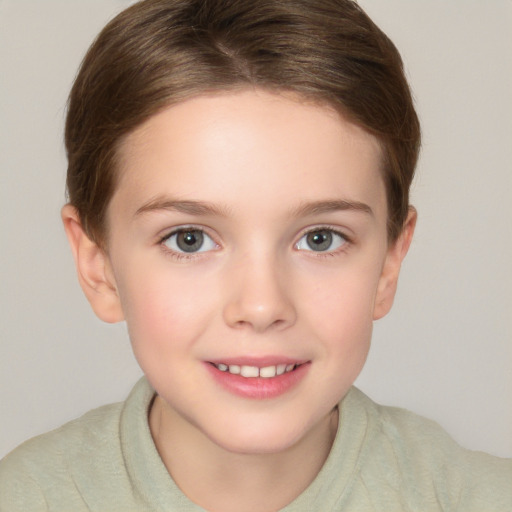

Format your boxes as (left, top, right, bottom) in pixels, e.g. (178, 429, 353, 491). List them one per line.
(71, 89, 412, 454)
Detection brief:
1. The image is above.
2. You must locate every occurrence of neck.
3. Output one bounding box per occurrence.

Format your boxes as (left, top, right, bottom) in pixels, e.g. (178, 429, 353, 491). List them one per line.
(149, 396, 338, 512)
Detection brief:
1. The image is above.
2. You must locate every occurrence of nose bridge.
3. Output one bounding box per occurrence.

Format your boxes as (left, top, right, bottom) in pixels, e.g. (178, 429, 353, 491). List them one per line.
(222, 247, 296, 332)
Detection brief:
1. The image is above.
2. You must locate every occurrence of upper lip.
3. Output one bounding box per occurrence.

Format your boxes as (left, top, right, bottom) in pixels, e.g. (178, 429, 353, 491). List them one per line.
(207, 356, 309, 367)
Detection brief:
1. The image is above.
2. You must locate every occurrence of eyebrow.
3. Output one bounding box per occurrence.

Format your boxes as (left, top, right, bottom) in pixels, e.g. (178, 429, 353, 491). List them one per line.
(134, 197, 373, 219)
(291, 199, 374, 217)
(135, 197, 231, 217)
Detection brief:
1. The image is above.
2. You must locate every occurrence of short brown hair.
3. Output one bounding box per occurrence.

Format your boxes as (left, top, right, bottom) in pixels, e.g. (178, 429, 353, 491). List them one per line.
(65, 0, 420, 245)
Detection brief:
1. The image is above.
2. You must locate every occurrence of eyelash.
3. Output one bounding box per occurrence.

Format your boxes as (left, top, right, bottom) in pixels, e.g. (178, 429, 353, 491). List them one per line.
(158, 225, 352, 261)
(158, 226, 218, 261)
(295, 226, 352, 257)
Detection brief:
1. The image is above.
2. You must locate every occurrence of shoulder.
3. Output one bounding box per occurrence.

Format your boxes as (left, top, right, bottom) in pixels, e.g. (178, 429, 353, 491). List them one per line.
(0, 378, 157, 512)
(1, 399, 124, 464)
(347, 387, 512, 511)
(0, 401, 124, 511)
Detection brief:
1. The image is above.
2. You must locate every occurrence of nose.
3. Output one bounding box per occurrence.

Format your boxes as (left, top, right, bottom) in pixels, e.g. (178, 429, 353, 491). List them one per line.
(222, 253, 297, 333)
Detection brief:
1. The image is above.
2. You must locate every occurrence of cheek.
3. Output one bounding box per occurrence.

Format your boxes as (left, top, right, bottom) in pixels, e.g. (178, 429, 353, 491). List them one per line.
(303, 262, 381, 337)
(308, 272, 377, 387)
(114, 261, 216, 352)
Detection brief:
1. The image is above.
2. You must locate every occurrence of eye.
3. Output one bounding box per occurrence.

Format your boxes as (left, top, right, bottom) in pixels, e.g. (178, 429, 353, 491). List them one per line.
(296, 229, 347, 252)
(162, 228, 217, 254)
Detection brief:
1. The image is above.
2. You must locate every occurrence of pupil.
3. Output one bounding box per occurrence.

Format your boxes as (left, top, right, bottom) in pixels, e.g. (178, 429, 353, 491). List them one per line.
(307, 230, 332, 251)
(177, 230, 204, 252)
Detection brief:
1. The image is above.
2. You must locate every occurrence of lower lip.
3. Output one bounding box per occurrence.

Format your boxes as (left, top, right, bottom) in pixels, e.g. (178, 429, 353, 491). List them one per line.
(205, 362, 310, 399)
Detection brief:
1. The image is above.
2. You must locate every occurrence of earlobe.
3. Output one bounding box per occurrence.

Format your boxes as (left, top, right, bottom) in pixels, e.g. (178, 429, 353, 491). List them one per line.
(61, 204, 124, 323)
(373, 207, 417, 320)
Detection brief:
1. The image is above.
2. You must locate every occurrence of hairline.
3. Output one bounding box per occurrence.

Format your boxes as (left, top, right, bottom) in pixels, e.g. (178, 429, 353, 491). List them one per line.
(95, 86, 391, 249)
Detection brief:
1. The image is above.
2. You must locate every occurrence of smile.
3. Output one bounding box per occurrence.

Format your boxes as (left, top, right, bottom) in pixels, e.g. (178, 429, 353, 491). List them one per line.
(206, 360, 310, 399)
(212, 363, 299, 378)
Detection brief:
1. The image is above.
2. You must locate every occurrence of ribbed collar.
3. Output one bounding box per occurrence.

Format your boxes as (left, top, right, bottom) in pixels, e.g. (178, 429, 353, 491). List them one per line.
(121, 377, 373, 511)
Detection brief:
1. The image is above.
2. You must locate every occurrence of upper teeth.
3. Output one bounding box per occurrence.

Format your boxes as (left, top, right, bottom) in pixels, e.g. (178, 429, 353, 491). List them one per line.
(215, 363, 296, 378)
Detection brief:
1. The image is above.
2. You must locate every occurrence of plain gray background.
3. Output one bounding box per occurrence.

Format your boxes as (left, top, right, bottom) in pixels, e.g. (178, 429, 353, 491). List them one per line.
(1, 0, 511, 459)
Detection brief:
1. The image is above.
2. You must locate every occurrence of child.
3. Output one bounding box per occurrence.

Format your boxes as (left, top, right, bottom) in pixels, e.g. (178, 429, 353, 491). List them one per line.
(1, 0, 510, 510)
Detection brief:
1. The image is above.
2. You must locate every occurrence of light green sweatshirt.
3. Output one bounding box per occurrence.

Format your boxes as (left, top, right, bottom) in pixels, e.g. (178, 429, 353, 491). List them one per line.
(1, 378, 511, 511)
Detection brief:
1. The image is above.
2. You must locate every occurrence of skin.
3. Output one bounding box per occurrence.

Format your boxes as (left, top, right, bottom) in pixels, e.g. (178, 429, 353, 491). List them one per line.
(62, 89, 415, 512)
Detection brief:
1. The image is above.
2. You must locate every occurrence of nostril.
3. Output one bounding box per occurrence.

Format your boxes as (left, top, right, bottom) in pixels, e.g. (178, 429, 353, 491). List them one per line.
(222, 270, 297, 332)
(224, 302, 296, 332)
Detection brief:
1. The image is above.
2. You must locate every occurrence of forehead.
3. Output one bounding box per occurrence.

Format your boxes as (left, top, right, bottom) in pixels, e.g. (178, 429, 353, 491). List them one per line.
(112, 89, 385, 220)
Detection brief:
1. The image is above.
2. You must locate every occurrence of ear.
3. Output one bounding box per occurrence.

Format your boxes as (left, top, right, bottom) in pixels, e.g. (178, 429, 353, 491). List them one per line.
(373, 207, 417, 320)
(61, 204, 124, 323)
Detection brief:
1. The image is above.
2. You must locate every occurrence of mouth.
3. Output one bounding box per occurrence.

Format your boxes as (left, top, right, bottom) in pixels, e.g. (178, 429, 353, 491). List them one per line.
(210, 362, 301, 379)
(205, 359, 310, 399)
(205, 354, 311, 399)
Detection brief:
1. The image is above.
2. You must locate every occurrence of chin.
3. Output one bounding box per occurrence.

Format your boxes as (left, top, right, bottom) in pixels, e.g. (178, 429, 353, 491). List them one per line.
(204, 412, 325, 456)
(212, 432, 302, 456)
